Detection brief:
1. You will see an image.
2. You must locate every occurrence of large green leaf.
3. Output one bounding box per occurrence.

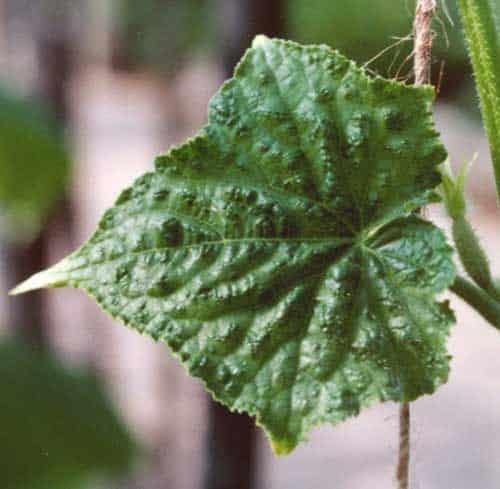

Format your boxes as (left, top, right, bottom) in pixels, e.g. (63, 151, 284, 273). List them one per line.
(0, 88, 69, 242)
(0, 339, 136, 489)
(12, 36, 455, 454)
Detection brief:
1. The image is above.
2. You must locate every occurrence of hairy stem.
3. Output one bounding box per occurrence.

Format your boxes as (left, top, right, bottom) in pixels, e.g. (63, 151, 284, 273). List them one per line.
(450, 275, 500, 330)
(452, 215, 494, 292)
(397, 402, 411, 489)
(458, 0, 500, 201)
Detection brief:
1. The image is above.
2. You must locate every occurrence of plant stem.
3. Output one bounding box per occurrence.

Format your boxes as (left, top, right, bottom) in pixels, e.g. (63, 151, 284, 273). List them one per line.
(396, 2, 437, 488)
(452, 215, 494, 292)
(450, 275, 500, 330)
(457, 0, 500, 202)
(396, 402, 411, 489)
(413, 0, 436, 86)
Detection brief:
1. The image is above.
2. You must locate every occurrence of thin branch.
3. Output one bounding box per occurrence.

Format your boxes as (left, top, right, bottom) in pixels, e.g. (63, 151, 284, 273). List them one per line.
(396, 402, 411, 489)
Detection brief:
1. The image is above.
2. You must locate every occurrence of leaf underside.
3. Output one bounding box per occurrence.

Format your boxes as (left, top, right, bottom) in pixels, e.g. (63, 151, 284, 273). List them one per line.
(14, 36, 455, 454)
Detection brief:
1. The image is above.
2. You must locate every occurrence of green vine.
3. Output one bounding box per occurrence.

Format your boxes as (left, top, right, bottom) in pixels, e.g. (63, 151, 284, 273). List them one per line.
(451, 276, 500, 330)
(440, 160, 500, 325)
(457, 0, 500, 201)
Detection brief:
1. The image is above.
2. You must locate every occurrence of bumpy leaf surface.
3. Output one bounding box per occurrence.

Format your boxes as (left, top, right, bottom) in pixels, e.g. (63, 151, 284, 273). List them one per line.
(13, 36, 455, 453)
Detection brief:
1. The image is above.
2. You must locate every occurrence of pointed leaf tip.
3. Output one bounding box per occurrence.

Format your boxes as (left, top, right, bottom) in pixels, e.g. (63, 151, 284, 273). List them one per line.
(9, 263, 70, 295)
(9, 271, 50, 295)
(270, 437, 295, 456)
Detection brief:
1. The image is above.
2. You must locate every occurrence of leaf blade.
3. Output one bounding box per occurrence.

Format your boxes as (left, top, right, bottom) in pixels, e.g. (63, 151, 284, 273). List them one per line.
(13, 36, 454, 453)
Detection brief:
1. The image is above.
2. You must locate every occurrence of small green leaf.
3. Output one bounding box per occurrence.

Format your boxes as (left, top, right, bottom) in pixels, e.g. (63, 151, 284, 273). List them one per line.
(13, 37, 455, 453)
(439, 159, 472, 219)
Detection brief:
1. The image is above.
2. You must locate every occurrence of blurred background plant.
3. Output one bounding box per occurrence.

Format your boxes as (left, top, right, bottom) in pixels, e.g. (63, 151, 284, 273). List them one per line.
(0, 88, 69, 242)
(113, 0, 214, 74)
(0, 1, 498, 489)
(0, 339, 137, 489)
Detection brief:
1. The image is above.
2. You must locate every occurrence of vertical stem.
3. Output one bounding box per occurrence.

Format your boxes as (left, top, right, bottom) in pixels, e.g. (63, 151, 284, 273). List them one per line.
(413, 0, 436, 86)
(457, 0, 500, 201)
(396, 2, 436, 488)
(396, 402, 411, 489)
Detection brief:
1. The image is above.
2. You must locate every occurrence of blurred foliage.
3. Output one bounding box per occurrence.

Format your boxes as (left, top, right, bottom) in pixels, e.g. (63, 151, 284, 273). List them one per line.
(115, 0, 469, 91)
(0, 88, 69, 243)
(0, 339, 137, 489)
(287, 0, 469, 88)
(116, 0, 213, 74)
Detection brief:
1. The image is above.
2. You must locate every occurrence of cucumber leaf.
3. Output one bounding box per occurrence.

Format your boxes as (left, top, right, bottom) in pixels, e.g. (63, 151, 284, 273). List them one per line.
(12, 36, 455, 454)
